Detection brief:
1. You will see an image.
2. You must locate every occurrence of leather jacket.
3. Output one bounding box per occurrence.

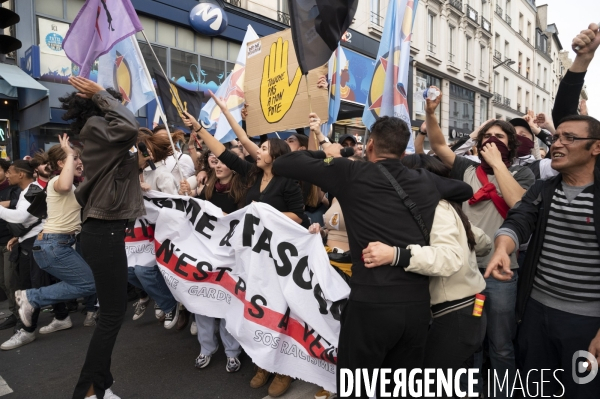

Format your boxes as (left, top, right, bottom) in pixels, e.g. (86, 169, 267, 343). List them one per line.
(75, 91, 145, 222)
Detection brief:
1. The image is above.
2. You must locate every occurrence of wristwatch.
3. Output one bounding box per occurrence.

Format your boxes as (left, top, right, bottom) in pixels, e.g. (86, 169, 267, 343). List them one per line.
(319, 139, 330, 145)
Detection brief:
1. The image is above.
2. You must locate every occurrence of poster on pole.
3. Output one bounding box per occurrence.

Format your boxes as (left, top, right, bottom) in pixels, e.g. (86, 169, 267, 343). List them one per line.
(245, 29, 328, 136)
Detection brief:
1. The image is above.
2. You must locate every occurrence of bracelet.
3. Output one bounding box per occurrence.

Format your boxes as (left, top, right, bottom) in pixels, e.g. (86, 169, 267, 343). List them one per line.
(194, 127, 202, 133)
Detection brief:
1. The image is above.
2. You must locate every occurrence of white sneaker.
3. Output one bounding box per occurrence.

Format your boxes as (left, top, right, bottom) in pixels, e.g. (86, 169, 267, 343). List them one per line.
(40, 316, 73, 334)
(154, 303, 165, 320)
(85, 387, 121, 399)
(0, 328, 36, 350)
(15, 290, 35, 327)
(190, 321, 197, 335)
(132, 297, 149, 321)
(84, 311, 98, 327)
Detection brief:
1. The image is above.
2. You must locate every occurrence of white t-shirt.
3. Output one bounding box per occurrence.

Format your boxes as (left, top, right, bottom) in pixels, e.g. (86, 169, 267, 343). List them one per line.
(164, 152, 196, 182)
(0, 182, 45, 242)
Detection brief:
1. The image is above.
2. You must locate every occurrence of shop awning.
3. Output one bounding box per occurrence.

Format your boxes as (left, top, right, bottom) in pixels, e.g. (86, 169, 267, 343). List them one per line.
(0, 63, 50, 131)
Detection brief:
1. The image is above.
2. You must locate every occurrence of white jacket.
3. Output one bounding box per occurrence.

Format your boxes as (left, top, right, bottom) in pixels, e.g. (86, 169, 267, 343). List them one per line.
(405, 200, 490, 306)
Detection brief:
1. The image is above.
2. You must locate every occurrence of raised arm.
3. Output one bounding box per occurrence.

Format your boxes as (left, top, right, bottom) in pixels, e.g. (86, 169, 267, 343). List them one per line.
(552, 23, 599, 124)
(54, 134, 77, 194)
(210, 91, 259, 159)
(424, 87, 455, 167)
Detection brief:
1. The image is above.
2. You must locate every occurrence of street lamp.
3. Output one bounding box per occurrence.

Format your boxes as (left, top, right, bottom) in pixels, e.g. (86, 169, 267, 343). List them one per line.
(493, 59, 516, 69)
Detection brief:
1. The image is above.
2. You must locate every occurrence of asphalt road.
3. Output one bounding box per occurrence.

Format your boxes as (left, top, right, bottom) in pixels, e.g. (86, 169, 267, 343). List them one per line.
(0, 300, 319, 399)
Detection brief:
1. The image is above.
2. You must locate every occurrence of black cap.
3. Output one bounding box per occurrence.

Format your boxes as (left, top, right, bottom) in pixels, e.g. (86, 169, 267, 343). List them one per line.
(509, 118, 534, 139)
(338, 134, 357, 145)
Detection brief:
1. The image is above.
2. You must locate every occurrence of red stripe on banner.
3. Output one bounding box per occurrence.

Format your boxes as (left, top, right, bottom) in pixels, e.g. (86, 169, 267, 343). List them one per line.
(125, 227, 155, 243)
(154, 239, 337, 365)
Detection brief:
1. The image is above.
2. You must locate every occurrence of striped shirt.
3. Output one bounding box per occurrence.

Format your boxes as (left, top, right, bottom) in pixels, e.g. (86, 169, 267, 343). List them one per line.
(531, 183, 600, 316)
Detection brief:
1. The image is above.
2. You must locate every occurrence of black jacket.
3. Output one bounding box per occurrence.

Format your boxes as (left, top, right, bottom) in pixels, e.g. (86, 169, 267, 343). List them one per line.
(0, 184, 21, 245)
(552, 70, 585, 126)
(501, 169, 600, 324)
(75, 91, 145, 222)
(273, 151, 473, 303)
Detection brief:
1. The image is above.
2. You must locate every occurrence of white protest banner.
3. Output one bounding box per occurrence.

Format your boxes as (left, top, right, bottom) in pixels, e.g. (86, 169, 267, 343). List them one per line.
(125, 198, 160, 268)
(135, 192, 350, 392)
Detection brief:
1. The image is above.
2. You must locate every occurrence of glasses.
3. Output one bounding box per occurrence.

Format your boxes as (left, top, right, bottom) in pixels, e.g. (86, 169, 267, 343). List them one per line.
(550, 134, 600, 145)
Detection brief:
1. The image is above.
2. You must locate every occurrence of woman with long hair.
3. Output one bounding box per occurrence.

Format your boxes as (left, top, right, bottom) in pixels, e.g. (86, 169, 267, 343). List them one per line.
(181, 93, 304, 397)
(11, 135, 97, 338)
(363, 154, 491, 397)
(129, 128, 183, 329)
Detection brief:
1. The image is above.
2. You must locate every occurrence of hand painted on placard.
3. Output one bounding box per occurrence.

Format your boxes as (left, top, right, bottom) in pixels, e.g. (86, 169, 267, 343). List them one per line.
(260, 37, 302, 123)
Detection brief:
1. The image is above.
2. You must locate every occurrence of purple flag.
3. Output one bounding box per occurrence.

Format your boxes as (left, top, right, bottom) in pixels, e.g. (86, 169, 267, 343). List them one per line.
(63, 0, 143, 78)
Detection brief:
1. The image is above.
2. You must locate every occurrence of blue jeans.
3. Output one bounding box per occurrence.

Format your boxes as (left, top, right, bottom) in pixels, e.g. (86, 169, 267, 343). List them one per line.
(476, 268, 518, 398)
(127, 265, 176, 313)
(26, 234, 96, 308)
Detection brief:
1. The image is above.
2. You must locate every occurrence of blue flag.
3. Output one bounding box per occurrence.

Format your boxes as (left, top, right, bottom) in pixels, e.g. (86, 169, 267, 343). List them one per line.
(322, 45, 347, 135)
(97, 36, 155, 113)
(361, 0, 419, 153)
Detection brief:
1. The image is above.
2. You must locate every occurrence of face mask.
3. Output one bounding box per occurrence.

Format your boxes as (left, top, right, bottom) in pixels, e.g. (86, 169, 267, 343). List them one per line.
(479, 136, 512, 174)
(516, 135, 534, 157)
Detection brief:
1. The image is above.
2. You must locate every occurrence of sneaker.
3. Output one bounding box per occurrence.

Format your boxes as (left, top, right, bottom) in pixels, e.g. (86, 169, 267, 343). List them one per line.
(163, 305, 180, 329)
(195, 353, 212, 369)
(226, 357, 241, 373)
(315, 389, 337, 399)
(0, 328, 35, 350)
(104, 388, 121, 399)
(154, 303, 165, 321)
(15, 290, 35, 327)
(190, 321, 197, 335)
(250, 367, 272, 389)
(40, 316, 73, 334)
(268, 374, 293, 397)
(132, 297, 150, 321)
(83, 311, 98, 327)
(0, 314, 17, 330)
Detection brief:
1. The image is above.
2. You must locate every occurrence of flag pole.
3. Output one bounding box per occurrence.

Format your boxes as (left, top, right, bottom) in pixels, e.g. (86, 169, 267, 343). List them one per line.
(140, 30, 186, 115)
(304, 74, 320, 149)
(137, 32, 187, 192)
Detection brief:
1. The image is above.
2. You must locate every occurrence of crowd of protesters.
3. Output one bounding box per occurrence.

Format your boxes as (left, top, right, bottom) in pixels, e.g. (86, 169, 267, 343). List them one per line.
(0, 23, 599, 399)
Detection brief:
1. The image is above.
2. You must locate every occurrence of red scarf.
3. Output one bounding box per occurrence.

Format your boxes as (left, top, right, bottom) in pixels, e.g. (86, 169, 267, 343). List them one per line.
(215, 181, 231, 193)
(468, 166, 510, 219)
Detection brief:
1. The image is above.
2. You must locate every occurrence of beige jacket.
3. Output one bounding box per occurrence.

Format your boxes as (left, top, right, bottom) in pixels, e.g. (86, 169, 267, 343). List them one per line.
(405, 200, 490, 306)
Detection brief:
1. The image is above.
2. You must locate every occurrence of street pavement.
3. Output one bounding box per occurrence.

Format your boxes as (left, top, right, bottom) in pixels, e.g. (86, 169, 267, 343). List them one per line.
(0, 299, 320, 399)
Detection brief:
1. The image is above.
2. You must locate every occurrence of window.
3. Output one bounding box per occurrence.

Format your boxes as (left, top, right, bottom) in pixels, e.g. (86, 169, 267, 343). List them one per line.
(526, 58, 530, 79)
(178, 28, 195, 52)
(480, 45, 486, 78)
(136, 16, 156, 42)
(138, 42, 167, 78)
(35, 0, 63, 19)
(504, 41, 509, 60)
(494, 71, 499, 93)
(526, 91, 530, 110)
(466, 36, 472, 71)
(527, 21, 532, 42)
(505, 0, 511, 16)
(66, 0, 86, 21)
(212, 38, 228, 60)
(518, 13, 523, 34)
(480, 97, 489, 125)
(448, 25, 456, 63)
(200, 56, 225, 86)
(228, 42, 241, 62)
(517, 87, 522, 109)
(449, 83, 475, 134)
(171, 49, 198, 84)
(370, 0, 381, 25)
(427, 13, 436, 53)
(543, 68, 547, 89)
(413, 70, 441, 121)
(157, 21, 176, 47)
(196, 36, 212, 56)
(503, 77, 508, 98)
(543, 98, 547, 113)
(518, 52, 522, 74)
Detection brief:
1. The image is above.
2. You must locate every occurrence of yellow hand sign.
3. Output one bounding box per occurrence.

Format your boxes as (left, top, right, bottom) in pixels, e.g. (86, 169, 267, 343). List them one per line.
(260, 37, 303, 123)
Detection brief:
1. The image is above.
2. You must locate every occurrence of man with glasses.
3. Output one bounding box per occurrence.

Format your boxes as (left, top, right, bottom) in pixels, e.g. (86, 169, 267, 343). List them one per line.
(485, 115, 600, 397)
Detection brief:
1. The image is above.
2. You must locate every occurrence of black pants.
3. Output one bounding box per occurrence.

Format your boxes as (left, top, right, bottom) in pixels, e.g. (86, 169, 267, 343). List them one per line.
(15, 236, 68, 332)
(424, 305, 487, 398)
(517, 298, 600, 399)
(73, 219, 128, 399)
(336, 299, 430, 398)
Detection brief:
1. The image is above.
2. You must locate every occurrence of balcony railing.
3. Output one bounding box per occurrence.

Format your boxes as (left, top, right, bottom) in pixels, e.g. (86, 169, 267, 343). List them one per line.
(481, 17, 491, 32)
(493, 93, 503, 103)
(277, 11, 290, 25)
(226, 0, 241, 7)
(370, 12, 384, 28)
(494, 50, 502, 60)
(503, 97, 511, 107)
(466, 5, 478, 23)
(449, 0, 463, 12)
(427, 42, 436, 54)
(505, 14, 512, 26)
(466, 61, 471, 71)
(448, 52, 455, 64)
(495, 5, 503, 17)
